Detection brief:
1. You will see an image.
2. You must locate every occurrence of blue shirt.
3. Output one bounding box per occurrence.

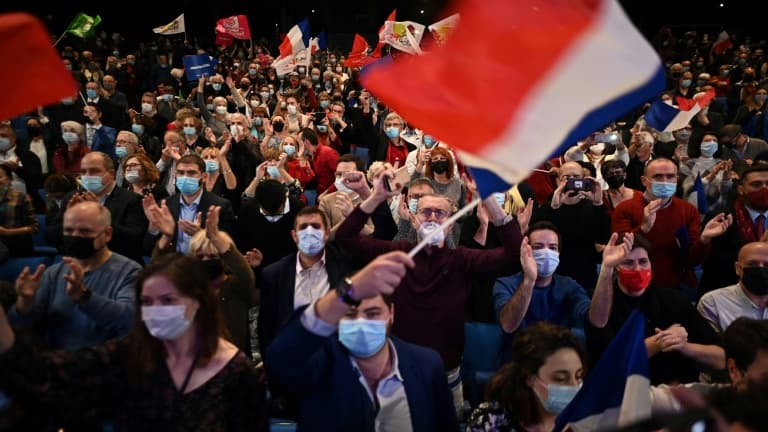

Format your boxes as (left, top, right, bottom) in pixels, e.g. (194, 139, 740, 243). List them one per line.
(493, 273, 590, 362)
(177, 192, 202, 254)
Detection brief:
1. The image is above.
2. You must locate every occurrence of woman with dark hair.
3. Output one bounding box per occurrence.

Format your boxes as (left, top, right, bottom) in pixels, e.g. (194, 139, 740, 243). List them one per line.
(0, 165, 38, 260)
(466, 322, 585, 431)
(123, 153, 168, 202)
(0, 253, 268, 430)
(422, 146, 467, 211)
(679, 131, 734, 216)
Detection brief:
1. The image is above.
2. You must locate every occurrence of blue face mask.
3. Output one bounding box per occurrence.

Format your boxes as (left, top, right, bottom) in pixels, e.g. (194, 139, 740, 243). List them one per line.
(700, 140, 718, 157)
(408, 198, 419, 215)
(338, 318, 388, 358)
(283, 144, 296, 156)
(681, 79, 692, 88)
(131, 124, 144, 135)
(115, 146, 129, 159)
(86, 89, 98, 99)
(80, 175, 105, 194)
(316, 125, 328, 134)
(532, 248, 560, 277)
(493, 192, 506, 208)
(205, 160, 219, 173)
(182, 126, 197, 136)
(385, 127, 400, 140)
(651, 181, 676, 199)
(267, 166, 280, 178)
(211, 83, 222, 91)
(297, 226, 325, 256)
(260, 91, 270, 100)
(536, 382, 581, 415)
(248, 68, 258, 76)
(423, 135, 436, 148)
(252, 117, 263, 127)
(319, 100, 330, 110)
(175, 176, 200, 195)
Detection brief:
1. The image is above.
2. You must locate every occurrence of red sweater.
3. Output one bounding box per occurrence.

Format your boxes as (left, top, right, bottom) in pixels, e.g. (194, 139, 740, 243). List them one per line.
(310, 144, 339, 194)
(611, 194, 710, 290)
(335, 206, 522, 370)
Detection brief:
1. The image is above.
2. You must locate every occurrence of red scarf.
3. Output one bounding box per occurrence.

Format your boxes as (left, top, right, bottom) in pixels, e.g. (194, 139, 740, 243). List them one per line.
(734, 199, 761, 244)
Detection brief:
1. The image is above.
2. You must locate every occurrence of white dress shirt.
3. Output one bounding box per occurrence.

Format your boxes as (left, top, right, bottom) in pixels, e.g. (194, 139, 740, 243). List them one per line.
(293, 252, 330, 309)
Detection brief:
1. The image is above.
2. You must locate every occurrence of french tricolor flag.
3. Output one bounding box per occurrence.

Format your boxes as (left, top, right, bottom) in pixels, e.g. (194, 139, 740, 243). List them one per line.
(554, 310, 651, 432)
(644, 91, 715, 133)
(279, 18, 310, 59)
(362, 0, 665, 197)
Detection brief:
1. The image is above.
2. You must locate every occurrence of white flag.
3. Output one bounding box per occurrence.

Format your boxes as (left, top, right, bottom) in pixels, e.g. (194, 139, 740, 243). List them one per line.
(153, 14, 185, 35)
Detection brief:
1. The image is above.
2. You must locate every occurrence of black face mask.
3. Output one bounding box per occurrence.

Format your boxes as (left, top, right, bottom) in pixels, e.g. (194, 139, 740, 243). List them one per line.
(239, 84, 250, 90)
(26, 126, 41, 137)
(431, 160, 449, 174)
(741, 267, 768, 296)
(202, 258, 224, 280)
(60, 235, 98, 259)
(605, 175, 626, 189)
(272, 122, 285, 133)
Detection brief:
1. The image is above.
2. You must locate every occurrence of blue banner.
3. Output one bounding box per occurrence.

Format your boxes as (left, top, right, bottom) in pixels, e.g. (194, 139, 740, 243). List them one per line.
(182, 54, 217, 80)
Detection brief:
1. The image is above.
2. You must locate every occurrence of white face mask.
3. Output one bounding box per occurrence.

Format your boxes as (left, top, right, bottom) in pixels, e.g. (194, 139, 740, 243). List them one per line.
(215, 106, 228, 115)
(286, 105, 298, 115)
(141, 305, 194, 340)
(141, 103, 153, 114)
(589, 143, 605, 155)
(417, 221, 445, 246)
(335, 177, 354, 194)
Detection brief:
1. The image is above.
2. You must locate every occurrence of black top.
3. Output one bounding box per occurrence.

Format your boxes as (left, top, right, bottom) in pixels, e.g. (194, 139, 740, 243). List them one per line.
(586, 284, 721, 385)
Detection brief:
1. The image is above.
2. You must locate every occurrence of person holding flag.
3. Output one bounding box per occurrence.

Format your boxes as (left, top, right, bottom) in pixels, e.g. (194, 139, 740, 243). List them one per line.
(334, 167, 525, 416)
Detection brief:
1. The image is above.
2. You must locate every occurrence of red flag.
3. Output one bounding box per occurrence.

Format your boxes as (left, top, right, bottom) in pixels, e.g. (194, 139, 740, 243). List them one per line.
(344, 34, 370, 68)
(216, 32, 234, 47)
(372, 9, 397, 58)
(216, 15, 251, 40)
(0, 13, 77, 120)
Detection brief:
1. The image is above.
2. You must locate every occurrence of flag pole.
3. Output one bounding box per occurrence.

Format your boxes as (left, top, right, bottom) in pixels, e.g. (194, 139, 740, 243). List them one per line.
(408, 198, 481, 258)
(53, 31, 67, 47)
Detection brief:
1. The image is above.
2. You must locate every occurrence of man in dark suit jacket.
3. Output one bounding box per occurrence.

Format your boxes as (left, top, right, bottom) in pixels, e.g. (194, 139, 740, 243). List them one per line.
(258, 207, 354, 353)
(84, 103, 117, 162)
(265, 251, 457, 432)
(46, 152, 148, 264)
(144, 154, 235, 255)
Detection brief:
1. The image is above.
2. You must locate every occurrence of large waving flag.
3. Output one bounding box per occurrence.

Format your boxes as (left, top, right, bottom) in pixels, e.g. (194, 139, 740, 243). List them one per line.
(309, 32, 327, 54)
(644, 91, 715, 132)
(66, 13, 101, 39)
(373, 10, 398, 58)
(153, 13, 185, 35)
(362, 0, 665, 197)
(380, 20, 426, 55)
(216, 15, 251, 40)
(344, 34, 371, 68)
(554, 310, 651, 432)
(428, 13, 460, 46)
(279, 18, 310, 59)
(0, 13, 78, 121)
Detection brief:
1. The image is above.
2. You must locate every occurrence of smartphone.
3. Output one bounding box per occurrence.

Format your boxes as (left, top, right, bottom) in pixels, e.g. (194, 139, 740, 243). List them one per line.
(384, 166, 410, 192)
(312, 112, 326, 125)
(594, 132, 619, 144)
(565, 178, 594, 192)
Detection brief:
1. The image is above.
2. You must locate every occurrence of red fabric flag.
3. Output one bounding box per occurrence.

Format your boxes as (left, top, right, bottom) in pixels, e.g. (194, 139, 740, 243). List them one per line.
(216, 32, 234, 47)
(344, 34, 370, 68)
(372, 9, 397, 58)
(215, 15, 251, 40)
(0, 13, 77, 120)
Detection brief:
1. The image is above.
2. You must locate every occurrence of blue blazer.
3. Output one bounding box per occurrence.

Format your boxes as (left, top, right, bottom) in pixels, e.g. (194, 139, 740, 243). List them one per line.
(91, 124, 117, 161)
(265, 308, 459, 432)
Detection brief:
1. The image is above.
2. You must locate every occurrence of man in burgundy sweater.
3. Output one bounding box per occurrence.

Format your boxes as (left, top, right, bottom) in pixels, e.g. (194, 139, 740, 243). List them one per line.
(612, 157, 732, 293)
(335, 170, 522, 415)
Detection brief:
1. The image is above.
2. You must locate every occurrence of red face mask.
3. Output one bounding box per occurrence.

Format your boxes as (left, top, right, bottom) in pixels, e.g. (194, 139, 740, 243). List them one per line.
(617, 268, 653, 294)
(746, 188, 768, 212)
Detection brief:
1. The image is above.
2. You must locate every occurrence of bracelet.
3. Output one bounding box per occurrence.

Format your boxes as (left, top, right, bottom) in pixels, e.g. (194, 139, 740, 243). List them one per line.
(223, 169, 233, 174)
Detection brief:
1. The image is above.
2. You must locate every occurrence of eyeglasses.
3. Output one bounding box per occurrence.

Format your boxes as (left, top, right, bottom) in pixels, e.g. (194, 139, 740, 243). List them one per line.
(417, 208, 449, 219)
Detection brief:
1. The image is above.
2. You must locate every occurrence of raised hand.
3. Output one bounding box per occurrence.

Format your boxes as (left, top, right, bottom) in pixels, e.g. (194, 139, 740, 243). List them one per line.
(520, 237, 537, 282)
(205, 206, 221, 240)
(245, 248, 264, 268)
(550, 181, 567, 210)
(334, 192, 355, 218)
(61, 257, 86, 302)
(642, 199, 663, 233)
(516, 198, 534, 233)
(347, 251, 415, 300)
(701, 213, 733, 243)
(15, 264, 46, 313)
(602, 232, 633, 269)
(342, 171, 370, 196)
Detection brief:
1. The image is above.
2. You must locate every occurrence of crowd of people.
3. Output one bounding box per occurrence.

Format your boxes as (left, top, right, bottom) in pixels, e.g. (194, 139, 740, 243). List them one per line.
(0, 23, 767, 431)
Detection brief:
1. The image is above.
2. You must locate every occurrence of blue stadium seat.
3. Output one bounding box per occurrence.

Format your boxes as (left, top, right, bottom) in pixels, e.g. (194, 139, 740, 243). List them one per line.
(32, 214, 58, 256)
(0, 256, 51, 282)
(462, 321, 503, 409)
(270, 419, 297, 432)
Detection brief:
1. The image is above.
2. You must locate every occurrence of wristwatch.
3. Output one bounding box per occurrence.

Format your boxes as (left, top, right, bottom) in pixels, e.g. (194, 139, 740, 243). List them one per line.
(77, 287, 92, 305)
(335, 277, 361, 307)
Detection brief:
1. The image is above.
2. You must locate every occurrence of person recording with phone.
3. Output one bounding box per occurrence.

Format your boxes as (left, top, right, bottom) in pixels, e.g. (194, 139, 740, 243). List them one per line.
(564, 130, 629, 189)
(534, 161, 611, 291)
